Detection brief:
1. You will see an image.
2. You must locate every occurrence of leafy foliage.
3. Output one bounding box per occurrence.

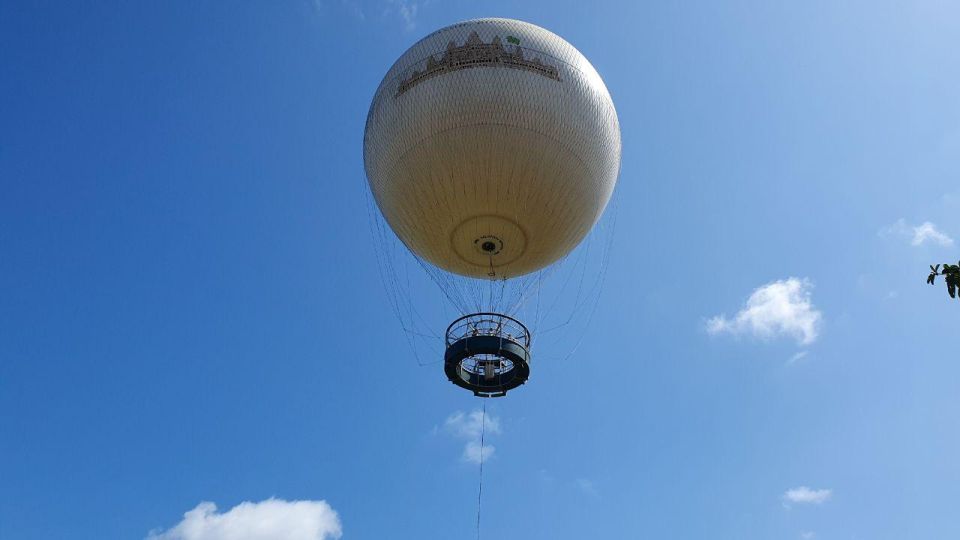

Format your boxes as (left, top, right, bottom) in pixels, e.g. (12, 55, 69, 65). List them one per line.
(928, 262, 960, 299)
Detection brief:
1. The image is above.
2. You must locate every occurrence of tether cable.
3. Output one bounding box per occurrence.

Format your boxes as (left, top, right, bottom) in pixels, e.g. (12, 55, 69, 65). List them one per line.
(476, 400, 486, 540)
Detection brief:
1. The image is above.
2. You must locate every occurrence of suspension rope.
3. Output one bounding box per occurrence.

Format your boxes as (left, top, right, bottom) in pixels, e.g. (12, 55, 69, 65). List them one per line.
(476, 400, 486, 540)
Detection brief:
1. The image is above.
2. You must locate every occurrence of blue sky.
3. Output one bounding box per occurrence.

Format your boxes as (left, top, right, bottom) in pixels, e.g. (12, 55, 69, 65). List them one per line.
(2, 1, 959, 539)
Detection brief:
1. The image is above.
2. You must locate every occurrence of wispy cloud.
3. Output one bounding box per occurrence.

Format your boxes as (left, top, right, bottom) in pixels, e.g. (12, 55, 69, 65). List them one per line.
(707, 278, 822, 346)
(880, 218, 954, 247)
(576, 478, 599, 498)
(800, 532, 816, 540)
(782, 486, 832, 507)
(384, 0, 421, 31)
(146, 499, 342, 540)
(788, 350, 809, 364)
(444, 409, 500, 464)
(343, 0, 365, 20)
(310, 0, 365, 21)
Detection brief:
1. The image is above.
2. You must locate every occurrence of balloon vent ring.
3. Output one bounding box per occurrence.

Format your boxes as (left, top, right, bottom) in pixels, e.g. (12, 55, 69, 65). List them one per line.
(474, 235, 503, 256)
(444, 312, 531, 398)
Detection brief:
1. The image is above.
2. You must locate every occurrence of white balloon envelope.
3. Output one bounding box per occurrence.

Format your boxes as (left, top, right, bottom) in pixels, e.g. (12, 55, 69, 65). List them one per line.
(364, 18, 621, 280)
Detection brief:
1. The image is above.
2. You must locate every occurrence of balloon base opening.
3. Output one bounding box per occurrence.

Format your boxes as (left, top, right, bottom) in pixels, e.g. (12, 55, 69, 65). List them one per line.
(444, 313, 531, 398)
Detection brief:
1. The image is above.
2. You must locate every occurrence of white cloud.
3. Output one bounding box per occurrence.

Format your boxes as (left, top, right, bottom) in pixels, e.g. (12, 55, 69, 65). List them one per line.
(912, 222, 954, 246)
(463, 440, 495, 463)
(788, 351, 809, 364)
(444, 409, 500, 464)
(880, 218, 954, 247)
(146, 499, 342, 540)
(707, 278, 822, 346)
(800, 532, 816, 540)
(445, 409, 500, 439)
(783, 486, 832, 507)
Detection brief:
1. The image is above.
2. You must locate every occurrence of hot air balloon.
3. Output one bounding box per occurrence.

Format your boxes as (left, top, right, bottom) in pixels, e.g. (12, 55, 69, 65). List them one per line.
(364, 18, 621, 397)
